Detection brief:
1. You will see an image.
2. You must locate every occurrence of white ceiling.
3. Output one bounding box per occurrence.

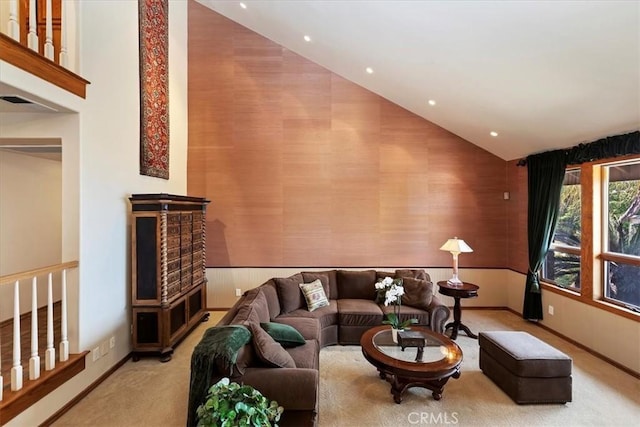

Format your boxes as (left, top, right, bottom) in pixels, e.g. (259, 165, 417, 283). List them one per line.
(198, 0, 640, 161)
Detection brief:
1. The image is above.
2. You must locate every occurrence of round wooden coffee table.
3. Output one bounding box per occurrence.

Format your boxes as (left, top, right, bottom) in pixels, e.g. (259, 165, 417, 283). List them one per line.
(360, 325, 463, 403)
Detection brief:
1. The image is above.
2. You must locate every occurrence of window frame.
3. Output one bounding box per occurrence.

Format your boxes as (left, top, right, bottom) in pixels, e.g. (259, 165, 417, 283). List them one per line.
(538, 155, 640, 322)
(599, 160, 640, 310)
(540, 168, 582, 293)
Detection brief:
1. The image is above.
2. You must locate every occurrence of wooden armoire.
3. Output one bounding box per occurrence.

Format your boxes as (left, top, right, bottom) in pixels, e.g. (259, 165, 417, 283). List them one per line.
(129, 193, 210, 361)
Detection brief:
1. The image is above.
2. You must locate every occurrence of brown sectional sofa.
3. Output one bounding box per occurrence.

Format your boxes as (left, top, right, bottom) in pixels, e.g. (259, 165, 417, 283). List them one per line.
(188, 269, 450, 427)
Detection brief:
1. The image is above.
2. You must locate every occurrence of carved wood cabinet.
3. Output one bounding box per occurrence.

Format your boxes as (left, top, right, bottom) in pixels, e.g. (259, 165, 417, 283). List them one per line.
(129, 193, 210, 361)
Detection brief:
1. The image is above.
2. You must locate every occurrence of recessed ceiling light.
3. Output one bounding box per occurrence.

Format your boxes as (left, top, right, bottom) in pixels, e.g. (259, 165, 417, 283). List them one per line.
(366, 67, 374, 74)
(304, 35, 311, 42)
(240, 2, 247, 9)
(490, 131, 499, 137)
(428, 100, 436, 106)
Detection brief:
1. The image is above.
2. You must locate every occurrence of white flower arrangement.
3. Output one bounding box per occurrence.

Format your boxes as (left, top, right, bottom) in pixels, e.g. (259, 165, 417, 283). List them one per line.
(375, 276, 405, 306)
(375, 276, 418, 331)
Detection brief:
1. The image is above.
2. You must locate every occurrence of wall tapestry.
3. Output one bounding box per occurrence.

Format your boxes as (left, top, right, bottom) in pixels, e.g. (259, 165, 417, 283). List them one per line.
(139, 0, 169, 179)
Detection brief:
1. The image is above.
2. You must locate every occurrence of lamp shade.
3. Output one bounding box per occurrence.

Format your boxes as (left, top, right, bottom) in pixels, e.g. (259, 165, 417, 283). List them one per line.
(439, 237, 473, 254)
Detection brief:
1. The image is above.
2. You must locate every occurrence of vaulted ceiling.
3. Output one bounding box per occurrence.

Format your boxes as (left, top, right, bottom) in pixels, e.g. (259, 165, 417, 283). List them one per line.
(198, 0, 640, 161)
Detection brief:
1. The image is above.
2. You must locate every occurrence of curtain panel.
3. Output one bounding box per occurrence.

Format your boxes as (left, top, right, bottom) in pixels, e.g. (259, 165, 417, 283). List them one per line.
(523, 150, 568, 320)
(520, 130, 639, 320)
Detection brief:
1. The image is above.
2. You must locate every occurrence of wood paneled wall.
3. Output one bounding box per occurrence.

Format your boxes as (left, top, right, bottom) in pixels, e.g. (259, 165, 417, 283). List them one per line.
(507, 160, 529, 274)
(187, 1, 509, 268)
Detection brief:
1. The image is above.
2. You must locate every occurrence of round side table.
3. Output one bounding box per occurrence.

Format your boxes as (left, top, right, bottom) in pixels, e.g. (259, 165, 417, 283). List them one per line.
(437, 281, 479, 340)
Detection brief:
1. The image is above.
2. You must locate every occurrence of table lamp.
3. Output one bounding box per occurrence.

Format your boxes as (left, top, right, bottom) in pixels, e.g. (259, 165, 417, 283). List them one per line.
(439, 237, 473, 285)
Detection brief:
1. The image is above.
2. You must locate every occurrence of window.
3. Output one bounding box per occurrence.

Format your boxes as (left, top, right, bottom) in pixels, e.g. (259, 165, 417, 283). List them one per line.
(542, 169, 581, 290)
(602, 162, 640, 310)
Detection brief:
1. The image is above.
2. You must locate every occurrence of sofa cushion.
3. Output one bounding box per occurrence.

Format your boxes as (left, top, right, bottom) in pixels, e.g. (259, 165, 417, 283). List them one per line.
(380, 304, 431, 325)
(231, 299, 263, 325)
(260, 280, 281, 319)
(300, 279, 330, 312)
(337, 270, 377, 300)
(248, 323, 296, 368)
(395, 269, 431, 282)
(302, 270, 337, 299)
(230, 342, 256, 377)
(286, 339, 319, 369)
(376, 271, 395, 281)
(260, 322, 306, 348)
(400, 277, 434, 310)
(274, 273, 305, 314)
(241, 287, 271, 323)
(301, 272, 331, 299)
(277, 300, 338, 329)
(272, 317, 321, 342)
(337, 299, 385, 326)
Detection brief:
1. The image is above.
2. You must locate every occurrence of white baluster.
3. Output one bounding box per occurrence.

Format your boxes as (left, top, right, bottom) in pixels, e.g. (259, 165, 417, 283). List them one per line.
(60, 269, 69, 362)
(59, 0, 68, 68)
(44, 0, 54, 59)
(27, 0, 38, 52)
(11, 280, 23, 391)
(8, 0, 20, 41)
(46, 273, 56, 370)
(29, 277, 41, 380)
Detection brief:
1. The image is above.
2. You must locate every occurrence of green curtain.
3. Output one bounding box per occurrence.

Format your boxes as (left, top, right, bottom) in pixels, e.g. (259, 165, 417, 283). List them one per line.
(523, 150, 568, 320)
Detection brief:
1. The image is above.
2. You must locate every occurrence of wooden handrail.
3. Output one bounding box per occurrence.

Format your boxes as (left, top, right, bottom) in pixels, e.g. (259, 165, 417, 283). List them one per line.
(0, 33, 89, 98)
(0, 261, 78, 285)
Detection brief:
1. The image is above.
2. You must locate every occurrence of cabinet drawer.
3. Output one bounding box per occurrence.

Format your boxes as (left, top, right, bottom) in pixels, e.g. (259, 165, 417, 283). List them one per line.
(192, 268, 204, 284)
(181, 233, 192, 245)
(168, 269, 180, 285)
(167, 246, 180, 261)
(181, 254, 192, 266)
(167, 224, 180, 235)
(167, 235, 180, 248)
(168, 281, 181, 298)
(167, 213, 181, 225)
(167, 258, 180, 272)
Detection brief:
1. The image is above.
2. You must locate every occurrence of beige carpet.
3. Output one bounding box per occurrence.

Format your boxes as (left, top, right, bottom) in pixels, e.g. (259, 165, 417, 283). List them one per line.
(53, 310, 640, 427)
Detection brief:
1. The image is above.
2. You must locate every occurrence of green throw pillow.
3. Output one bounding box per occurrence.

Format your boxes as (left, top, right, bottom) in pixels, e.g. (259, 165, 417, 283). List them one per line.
(260, 322, 306, 348)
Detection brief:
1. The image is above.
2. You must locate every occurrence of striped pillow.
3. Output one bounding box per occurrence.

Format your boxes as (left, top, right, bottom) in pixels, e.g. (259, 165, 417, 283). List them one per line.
(299, 279, 330, 312)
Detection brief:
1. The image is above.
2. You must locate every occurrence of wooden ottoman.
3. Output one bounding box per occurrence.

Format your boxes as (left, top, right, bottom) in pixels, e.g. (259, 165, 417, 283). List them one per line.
(479, 331, 572, 404)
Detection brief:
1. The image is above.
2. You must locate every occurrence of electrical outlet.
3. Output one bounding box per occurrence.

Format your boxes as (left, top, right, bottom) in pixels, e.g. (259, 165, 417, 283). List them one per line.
(92, 346, 100, 362)
(100, 341, 109, 356)
(110, 336, 116, 349)
(548, 305, 554, 315)
(235, 288, 242, 297)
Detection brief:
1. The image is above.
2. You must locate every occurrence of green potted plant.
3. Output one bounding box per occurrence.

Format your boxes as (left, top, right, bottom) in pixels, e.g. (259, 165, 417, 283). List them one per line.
(196, 377, 284, 427)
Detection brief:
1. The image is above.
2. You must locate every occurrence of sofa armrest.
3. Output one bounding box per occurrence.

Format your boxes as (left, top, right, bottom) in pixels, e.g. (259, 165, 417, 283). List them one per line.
(273, 317, 321, 342)
(427, 295, 450, 334)
(241, 367, 319, 411)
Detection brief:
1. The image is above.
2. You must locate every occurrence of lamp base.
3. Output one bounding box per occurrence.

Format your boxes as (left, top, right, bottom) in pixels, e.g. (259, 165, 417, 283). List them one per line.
(447, 277, 463, 285)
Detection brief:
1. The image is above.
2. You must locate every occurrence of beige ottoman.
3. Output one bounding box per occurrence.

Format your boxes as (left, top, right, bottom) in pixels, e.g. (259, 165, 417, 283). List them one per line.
(479, 331, 572, 404)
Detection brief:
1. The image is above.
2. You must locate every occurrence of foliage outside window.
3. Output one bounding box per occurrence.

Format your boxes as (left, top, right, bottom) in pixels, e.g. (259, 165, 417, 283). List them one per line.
(542, 169, 581, 290)
(602, 162, 640, 310)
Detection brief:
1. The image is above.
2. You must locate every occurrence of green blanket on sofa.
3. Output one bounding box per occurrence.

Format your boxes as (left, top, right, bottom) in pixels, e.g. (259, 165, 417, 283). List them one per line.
(187, 325, 252, 426)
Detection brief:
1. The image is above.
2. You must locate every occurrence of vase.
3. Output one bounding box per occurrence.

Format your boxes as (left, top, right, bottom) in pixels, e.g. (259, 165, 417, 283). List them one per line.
(391, 328, 403, 344)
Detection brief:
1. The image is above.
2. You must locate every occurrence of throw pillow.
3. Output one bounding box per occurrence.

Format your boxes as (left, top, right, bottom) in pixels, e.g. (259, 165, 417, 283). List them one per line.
(336, 270, 377, 299)
(299, 279, 330, 312)
(274, 273, 305, 313)
(401, 277, 434, 310)
(301, 272, 331, 299)
(395, 269, 431, 282)
(248, 322, 296, 368)
(260, 322, 306, 348)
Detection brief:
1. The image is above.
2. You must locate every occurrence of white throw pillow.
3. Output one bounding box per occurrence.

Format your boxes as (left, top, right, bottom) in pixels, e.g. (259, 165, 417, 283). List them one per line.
(299, 279, 330, 312)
